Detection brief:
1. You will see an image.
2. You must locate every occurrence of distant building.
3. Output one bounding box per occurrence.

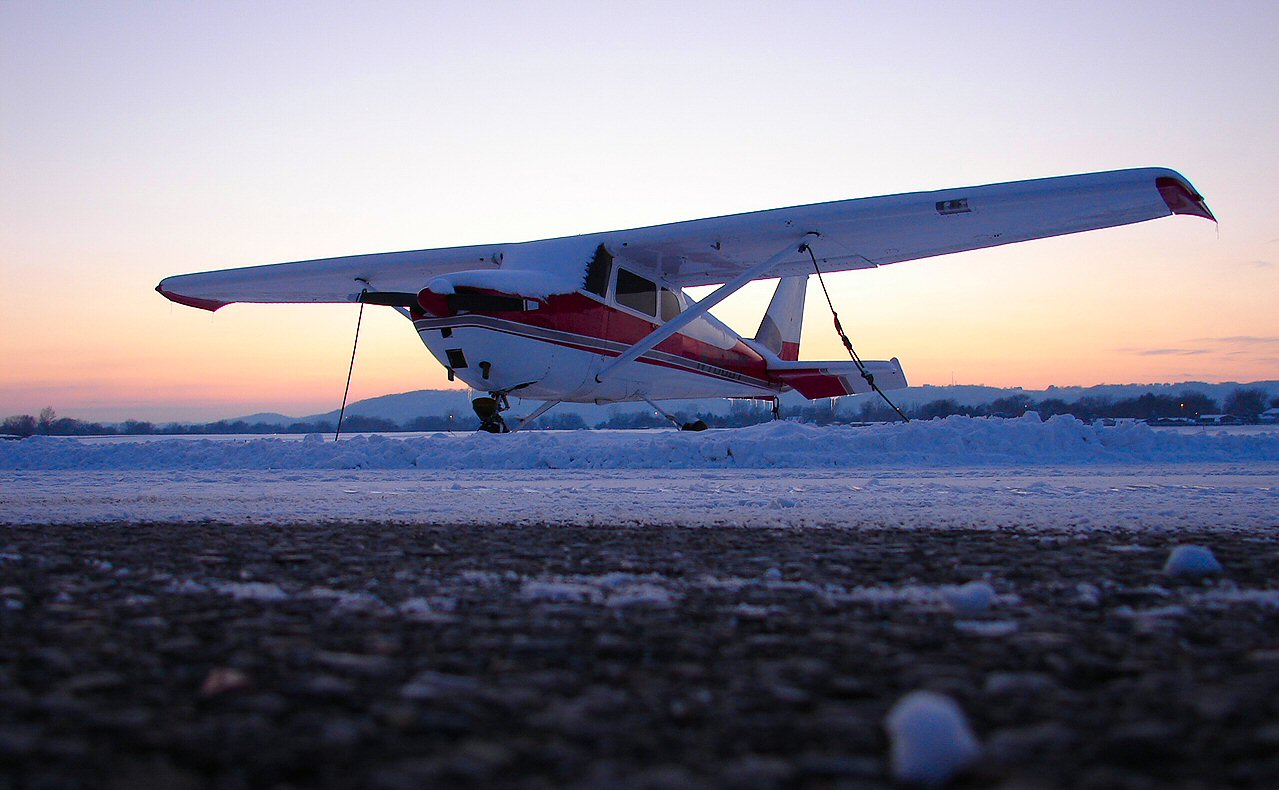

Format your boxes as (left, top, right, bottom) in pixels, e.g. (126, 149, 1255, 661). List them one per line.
(1149, 417, 1197, 427)
(1197, 414, 1240, 426)
(1260, 408, 1279, 424)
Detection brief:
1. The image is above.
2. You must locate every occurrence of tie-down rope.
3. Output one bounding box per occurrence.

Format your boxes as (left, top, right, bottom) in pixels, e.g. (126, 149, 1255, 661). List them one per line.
(801, 243, 910, 423)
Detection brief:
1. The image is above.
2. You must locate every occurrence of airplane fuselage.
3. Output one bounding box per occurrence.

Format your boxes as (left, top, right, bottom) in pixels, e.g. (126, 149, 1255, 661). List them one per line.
(413, 289, 780, 404)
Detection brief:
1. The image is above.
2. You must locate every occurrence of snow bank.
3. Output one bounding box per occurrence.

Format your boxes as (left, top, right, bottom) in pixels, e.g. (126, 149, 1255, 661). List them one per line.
(4, 415, 1277, 471)
(885, 690, 981, 785)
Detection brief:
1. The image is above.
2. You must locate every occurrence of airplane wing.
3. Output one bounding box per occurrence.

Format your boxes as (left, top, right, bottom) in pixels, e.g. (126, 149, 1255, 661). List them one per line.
(157, 167, 1211, 310)
(607, 167, 1213, 287)
(156, 243, 506, 311)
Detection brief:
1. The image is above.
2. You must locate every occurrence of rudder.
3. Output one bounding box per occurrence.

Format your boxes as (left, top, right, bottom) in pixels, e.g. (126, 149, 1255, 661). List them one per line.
(754, 275, 807, 361)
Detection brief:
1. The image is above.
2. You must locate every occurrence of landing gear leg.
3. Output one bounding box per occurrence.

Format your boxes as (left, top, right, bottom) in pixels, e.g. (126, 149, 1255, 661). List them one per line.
(642, 397, 707, 432)
(472, 393, 511, 433)
(770, 396, 782, 421)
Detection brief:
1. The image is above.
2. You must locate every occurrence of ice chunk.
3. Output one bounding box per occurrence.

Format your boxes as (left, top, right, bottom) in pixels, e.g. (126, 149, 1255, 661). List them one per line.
(401, 670, 480, 700)
(519, 579, 597, 603)
(305, 587, 390, 614)
(1163, 545, 1223, 577)
(942, 581, 995, 615)
(397, 597, 434, 620)
(1073, 583, 1101, 607)
(605, 583, 675, 608)
(885, 690, 981, 785)
(200, 667, 252, 698)
(213, 581, 289, 601)
(954, 619, 1018, 637)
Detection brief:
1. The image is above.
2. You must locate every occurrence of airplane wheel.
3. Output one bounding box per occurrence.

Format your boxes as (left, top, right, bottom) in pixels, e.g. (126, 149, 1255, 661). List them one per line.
(472, 396, 510, 433)
(680, 420, 708, 432)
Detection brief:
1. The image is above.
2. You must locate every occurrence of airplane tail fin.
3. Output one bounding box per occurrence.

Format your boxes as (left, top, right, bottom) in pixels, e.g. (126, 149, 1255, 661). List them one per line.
(754, 275, 807, 361)
(754, 274, 909, 400)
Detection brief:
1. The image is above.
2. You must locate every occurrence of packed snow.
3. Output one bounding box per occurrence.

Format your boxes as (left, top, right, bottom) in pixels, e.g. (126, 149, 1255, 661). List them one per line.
(1, 417, 1276, 527)
(3, 415, 1278, 471)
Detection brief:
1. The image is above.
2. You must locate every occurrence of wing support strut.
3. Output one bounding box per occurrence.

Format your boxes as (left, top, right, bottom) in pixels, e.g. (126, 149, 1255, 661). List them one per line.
(510, 400, 561, 433)
(595, 234, 817, 383)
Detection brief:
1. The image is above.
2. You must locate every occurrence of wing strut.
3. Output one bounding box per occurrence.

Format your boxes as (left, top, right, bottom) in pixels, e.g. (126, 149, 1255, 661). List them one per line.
(595, 234, 816, 384)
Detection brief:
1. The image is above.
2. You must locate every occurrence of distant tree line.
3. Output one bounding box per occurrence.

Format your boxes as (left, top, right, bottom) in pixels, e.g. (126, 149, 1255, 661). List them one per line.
(4, 388, 1276, 437)
(833, 386, 1276, 425)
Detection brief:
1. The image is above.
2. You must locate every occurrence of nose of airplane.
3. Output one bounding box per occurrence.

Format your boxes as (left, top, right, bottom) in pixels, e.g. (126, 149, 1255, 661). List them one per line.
(417, 286, 449, 316)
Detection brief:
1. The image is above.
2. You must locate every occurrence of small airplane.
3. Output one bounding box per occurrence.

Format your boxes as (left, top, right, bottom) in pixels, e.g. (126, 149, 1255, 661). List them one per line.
(157, 167, 1213, 432)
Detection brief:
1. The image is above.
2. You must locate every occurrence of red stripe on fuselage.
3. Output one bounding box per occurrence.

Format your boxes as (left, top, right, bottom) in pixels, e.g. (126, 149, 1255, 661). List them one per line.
(420, 291, 776, 386)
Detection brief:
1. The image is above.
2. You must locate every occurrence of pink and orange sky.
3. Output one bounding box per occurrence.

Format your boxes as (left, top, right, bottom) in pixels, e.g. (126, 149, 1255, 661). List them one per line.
(2, 1, 1276, 422)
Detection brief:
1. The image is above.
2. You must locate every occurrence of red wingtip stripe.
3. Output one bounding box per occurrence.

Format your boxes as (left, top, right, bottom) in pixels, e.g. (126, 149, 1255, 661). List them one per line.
(155, 284, 229, 312)
(1156, 176, 1215, 222)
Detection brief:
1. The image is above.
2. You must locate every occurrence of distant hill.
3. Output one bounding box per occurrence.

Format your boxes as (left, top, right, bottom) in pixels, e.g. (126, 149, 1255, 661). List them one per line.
(242, 389, 765, 426)
(229, 380, 1279, 427)
(229, 412, 300, 426)
(298, 390, 476, 425)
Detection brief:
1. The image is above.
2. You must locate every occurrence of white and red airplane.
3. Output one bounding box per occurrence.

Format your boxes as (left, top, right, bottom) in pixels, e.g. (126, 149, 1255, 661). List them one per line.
(158, 168, 1213, 431)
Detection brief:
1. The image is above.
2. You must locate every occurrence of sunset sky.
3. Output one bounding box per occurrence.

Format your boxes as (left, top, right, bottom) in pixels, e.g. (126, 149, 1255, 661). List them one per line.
(2, 1, 1276, 422)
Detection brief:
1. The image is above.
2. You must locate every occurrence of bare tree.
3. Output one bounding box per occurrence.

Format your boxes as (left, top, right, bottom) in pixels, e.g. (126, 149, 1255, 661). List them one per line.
(1223, 388, 1268, 422)
(2, 415, 37, 436)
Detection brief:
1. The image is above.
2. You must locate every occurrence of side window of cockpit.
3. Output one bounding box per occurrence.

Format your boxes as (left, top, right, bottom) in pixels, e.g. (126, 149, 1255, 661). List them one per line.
(615, 268, 657, 317)
(660, 288, 682, 322)
(584, 244, 613, 298)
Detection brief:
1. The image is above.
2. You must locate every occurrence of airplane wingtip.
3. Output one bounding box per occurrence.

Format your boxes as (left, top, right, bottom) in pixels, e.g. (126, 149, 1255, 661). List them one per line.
(156, 282, 229, 312)
(1156, 174, 1216, 222)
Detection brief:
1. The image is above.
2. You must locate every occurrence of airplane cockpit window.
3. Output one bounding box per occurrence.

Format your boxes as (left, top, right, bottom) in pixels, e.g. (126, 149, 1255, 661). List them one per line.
(615, 268, 657, 317)
(584, 244, 613, 297)
(660, 287, 682, 322)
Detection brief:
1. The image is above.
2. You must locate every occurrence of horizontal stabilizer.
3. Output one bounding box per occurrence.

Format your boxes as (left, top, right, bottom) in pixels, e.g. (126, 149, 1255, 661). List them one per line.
(770, 358, 908, 399)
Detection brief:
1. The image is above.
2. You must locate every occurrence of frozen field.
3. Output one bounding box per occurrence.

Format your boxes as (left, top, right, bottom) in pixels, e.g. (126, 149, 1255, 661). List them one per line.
(2, 416, 1276, 528)
(4, 417, 1278, 788)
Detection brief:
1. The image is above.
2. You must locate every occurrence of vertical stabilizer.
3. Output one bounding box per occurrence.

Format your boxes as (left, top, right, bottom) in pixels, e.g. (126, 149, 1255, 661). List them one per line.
(755, 275, 807, 361)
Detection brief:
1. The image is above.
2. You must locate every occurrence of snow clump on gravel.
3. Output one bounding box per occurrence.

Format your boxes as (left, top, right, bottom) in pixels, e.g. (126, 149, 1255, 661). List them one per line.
(942, 581, 995, 615)
(1163, 545, 1224, 577)
(885, 690, 981, 785)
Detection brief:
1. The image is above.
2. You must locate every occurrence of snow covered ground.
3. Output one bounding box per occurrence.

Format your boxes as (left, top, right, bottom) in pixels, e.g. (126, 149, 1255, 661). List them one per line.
(2, 416, 1276, 528)
(4, 417, 1277, 788)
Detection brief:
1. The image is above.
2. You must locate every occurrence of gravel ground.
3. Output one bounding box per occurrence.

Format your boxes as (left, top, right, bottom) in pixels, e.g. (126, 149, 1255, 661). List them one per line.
(2, 523, 1278, 789)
